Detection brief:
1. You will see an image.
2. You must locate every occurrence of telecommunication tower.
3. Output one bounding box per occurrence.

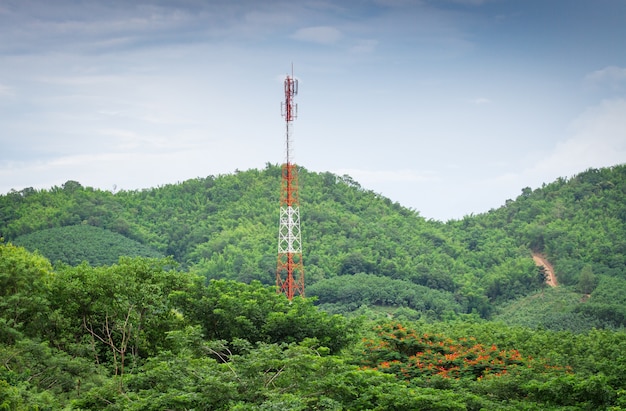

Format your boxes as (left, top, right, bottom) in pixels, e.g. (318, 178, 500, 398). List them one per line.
(276, 68, 304, 299)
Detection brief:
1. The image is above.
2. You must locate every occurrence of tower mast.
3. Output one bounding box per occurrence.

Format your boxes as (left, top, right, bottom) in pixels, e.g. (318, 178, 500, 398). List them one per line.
(277, 67, 304, 299)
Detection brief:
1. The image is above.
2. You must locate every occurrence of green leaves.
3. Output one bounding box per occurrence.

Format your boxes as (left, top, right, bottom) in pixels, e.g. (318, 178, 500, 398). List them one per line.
(13, 225, 163, 266)
(3, 164, 626, 325)
(3, 245, 626, 409)
(355, 319, 626, 409)
(0, 243, 52, 342)
(49, 257, 193, 375)
(308, 273, 462, 319)
(175, 279, 355, 353)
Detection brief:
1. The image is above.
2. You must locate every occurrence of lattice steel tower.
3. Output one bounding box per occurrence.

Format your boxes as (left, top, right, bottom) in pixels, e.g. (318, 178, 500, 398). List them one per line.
(276, 68, 304, 299)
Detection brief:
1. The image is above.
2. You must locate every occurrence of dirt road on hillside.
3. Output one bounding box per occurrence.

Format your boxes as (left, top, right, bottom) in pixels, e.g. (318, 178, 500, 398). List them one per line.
(532, 253, 558, 287)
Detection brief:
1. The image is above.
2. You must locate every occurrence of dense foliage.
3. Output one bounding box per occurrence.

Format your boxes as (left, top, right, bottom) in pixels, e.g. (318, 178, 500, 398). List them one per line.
(2, 165, 626, 322)
(0, 244, 360, 409)
(1, 164, 626, 322)
(13, 225, 163, 266)
(0, 165, 547, 318)
(2, 163, 626, 408)
(456, 165, 626, 329)
(2, 244, 626, 409)
(357, 320, 626, 410)
(307, 273, 463, 320)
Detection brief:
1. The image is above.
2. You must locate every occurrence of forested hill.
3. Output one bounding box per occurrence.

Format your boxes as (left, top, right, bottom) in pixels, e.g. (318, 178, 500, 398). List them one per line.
(465, 165, 626, 285)
(2, 163, 626, 322)
(2, 163, 626, 409)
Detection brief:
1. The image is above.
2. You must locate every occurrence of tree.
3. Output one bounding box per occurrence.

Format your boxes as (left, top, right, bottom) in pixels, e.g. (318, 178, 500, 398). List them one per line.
(0, 243, 52, 342)
(48, 257, 193, 385)
(172, 279, 356, 354)
(578, 265, 597, 295)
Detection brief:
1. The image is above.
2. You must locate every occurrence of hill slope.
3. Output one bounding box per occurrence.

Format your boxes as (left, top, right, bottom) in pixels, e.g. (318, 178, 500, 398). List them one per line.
(465, 165, 626, 285)
(13, 225, 163, 266)
(4, 242, 626, 410)
(2, 163, 625, 325)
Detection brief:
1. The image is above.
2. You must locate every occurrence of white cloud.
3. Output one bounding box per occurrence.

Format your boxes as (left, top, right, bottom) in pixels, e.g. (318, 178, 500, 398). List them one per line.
(244, 10, 295, 26)
(449, 0, 490, 5)
(334, 168, 439, 183)
(0, 140, 256, 194)
(0, 83, 13, 96)
(291, 26, 342, 44)
(0, 1, 255, 54)
(493, 99, 626, 191)
(470, 97, 491, 104)
(543, 99, 626, 170)
(585, 66, 626, 89)
(36, 74, 121, 86)
(30, 5, 193, 36)
(350, 39, 379, 53)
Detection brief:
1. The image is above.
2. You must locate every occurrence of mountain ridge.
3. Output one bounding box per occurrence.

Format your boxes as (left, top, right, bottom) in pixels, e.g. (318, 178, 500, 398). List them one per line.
(2, 163, 625, 327)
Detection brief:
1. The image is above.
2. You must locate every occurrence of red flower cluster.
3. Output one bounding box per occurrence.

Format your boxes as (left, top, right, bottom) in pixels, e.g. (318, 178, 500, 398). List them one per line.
(361, 322, 544, 381)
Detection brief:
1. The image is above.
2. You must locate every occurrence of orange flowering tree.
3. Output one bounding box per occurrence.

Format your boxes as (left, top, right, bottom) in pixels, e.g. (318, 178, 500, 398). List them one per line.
(360, 322, 564, 382)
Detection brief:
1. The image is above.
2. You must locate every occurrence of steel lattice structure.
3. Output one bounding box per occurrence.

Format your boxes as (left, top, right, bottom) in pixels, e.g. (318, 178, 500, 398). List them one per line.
(276, 69, 304, 299)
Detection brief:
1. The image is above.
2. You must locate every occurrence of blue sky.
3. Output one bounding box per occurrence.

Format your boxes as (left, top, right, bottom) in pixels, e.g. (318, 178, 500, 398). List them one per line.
(1, 0, 625, 221)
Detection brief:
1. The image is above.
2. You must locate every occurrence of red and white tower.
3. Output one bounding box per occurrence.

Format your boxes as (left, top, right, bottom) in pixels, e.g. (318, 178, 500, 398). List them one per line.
(276, 68, 304, 299)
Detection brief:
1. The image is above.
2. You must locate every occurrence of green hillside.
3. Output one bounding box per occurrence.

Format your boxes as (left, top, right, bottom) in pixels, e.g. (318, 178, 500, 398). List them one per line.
(2, 164, 626, 323)
(0, 165, 542, 319)
(463, 165, 626, 285)
(2, 243, 626, 409)
(13, 225, 163, 266)
(2, 163, 626, 409)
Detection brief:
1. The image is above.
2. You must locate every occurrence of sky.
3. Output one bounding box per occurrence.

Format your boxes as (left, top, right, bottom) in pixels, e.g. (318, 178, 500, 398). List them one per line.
(1, 0, 625, 221)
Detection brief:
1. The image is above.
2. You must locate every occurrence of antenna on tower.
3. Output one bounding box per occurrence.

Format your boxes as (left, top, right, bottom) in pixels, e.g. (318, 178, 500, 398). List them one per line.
(277, 66, 304, 300)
